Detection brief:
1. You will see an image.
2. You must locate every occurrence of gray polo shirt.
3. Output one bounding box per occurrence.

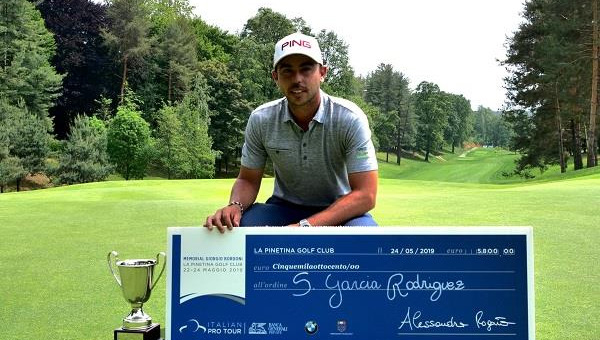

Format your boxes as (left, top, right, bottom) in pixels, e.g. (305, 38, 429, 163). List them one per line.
(241, 90, 378, 207)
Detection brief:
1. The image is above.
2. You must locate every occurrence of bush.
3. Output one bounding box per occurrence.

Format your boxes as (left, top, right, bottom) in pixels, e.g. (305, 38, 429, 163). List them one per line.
(107, 106, 151, 180)
(56, 115, 112, 184)
(153, 86, 215, 179)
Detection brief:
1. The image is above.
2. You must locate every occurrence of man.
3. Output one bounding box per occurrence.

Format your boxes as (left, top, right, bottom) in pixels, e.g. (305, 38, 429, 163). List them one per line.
(204, 32, 378, 232)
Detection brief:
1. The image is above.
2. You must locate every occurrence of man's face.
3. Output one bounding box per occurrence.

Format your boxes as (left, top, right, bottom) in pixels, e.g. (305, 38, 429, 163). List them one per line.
(272, 54, 327, 111)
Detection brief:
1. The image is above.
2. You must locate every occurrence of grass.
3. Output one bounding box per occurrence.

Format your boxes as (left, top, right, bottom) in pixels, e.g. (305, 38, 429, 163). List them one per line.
(378, 147, 600, 184)
(377, 147, 519, 183)
(0, 147, 599, 340)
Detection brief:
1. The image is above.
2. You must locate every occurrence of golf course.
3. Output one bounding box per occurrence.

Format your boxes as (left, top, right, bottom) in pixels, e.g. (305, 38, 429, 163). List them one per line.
(1, 147, 598, 340)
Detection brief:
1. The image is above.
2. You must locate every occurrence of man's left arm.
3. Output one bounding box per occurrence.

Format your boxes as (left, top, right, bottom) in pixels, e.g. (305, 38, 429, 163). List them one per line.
(291, 170, 378, 226)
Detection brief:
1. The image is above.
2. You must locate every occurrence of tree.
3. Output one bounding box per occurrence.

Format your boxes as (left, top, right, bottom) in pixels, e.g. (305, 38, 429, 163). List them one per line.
(153, 75, 214, 179)
(474, 106, 512, 148)
(35, 0, 115, 138)
(503, 108, 545, 176)
(414, 81, 449, 162)
(0, 99, 52, 191)
(0, 150, 24, 193)
(178, 77, 215, 178)
(317, 29, 355, 97)
(365, 64, 415, 163)
(200, 60, 251, 174)
(488, 116, 513, 148)
(0, 102, 25, 193)
(190, 18, 237, 64)
(366, 64, 397, 114)
(159, 18, 198, 103)
(240, 8, 296, 101)
(131, 0, 199, 116)
(349, 95, 381, 150)
(474, 106, 492, 146)
(57, 115, 112, 184)
(391, 75, 415, 164)
(107, 101, 151, 180)
(0, 0, 58, 189)
(147, 0, 193, 35)
(444, 94, 473, 153)
(588, 0, 598, 167)
(291, 17, 312, 35)
(154, 103, 188, 179)
(503, 0, 595, 172)
(0, 0, 63, 119)
(10, 109, 51, 176)
(366, 64, 397, 160)
(230, 37, 268, 108)
(102, 0, 154, 102)
(94, 95, 114, 121)
(503, 109, 534, 152)
(241, 7, 295, 45)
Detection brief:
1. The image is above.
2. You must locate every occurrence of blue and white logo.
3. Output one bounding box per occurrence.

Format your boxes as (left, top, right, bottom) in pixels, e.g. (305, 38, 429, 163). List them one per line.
(304, 320, 318, 335)
(179, 319, 207, 334)
(248, 323, 267, 335)
(337, 320, 348, 333)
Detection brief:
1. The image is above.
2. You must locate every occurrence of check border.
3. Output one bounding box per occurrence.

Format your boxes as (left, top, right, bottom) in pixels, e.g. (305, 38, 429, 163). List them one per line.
(166, 226, 534, 339)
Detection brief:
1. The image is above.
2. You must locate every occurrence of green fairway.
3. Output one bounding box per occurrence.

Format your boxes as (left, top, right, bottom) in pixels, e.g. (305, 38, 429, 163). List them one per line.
(1, 148, 599, 340)
(378, 147, 519, 183)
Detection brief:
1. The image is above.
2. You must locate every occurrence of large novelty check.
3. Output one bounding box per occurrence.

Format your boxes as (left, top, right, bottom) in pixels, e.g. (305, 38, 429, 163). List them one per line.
(166, 227, 534, 339)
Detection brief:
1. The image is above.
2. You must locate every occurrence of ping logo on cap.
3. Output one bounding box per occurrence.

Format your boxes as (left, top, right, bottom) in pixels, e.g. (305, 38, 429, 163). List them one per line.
(281, 39, 312, 50)
(273, 32, 323, 67)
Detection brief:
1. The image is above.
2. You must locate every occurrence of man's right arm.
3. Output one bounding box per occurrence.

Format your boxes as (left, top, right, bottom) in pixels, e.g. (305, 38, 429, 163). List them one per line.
(204, 166, 264, 233)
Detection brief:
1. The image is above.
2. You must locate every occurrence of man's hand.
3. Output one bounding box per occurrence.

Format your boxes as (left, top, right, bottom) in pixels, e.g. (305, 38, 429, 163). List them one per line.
(203, 166, 263, 233)
(204, 204, 242, 233)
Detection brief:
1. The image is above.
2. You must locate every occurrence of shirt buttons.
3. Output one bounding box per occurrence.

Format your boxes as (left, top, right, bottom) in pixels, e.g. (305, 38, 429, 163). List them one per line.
(303, 143, 307, 147)
(303, 156, 307, 160)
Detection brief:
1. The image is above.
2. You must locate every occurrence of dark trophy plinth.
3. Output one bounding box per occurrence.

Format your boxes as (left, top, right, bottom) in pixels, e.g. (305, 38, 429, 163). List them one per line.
(114, 323, 160, 340)
(108, 251, 166, 340)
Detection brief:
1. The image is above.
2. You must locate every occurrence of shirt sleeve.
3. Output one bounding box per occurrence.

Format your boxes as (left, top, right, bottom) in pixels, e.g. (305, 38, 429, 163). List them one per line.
(345, 113, 378, 174)
(241, 113, 267, 169)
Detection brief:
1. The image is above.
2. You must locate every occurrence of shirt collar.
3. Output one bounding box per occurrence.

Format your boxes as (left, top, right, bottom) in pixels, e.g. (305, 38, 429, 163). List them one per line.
(282, 101, 294, 122)
(313, 90, 327, 124)
(282, 90, 328, 124)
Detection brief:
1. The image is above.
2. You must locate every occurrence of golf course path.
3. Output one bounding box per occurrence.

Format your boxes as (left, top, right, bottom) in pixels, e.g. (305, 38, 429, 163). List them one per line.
(459, 147, 478, 157)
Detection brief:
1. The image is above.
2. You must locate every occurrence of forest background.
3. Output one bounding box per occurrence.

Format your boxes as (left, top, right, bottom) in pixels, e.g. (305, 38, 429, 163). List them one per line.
(2, 0, 597, 191)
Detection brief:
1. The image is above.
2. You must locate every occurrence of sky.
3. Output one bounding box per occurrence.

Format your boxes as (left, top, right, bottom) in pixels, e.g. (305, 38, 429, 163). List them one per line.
(190, 0, 526, 111)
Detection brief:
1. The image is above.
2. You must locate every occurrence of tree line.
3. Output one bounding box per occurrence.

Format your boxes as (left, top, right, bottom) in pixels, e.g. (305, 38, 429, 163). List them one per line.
(503, 0, 599, 176)
(0, 0, 510, 192)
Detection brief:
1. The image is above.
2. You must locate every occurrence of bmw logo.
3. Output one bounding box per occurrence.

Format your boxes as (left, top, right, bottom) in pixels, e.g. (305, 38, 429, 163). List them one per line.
(304, 320, 318, 335)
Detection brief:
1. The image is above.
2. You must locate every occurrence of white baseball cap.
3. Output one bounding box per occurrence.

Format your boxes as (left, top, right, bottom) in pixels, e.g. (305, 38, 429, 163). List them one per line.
(273, 32, 323, 69)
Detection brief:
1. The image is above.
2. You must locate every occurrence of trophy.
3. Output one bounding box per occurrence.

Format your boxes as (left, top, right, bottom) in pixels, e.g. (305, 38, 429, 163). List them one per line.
(108, 251, 166, 340)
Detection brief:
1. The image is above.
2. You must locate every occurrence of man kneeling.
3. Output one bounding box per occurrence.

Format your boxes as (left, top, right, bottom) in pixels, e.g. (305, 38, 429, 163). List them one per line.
(204, 32, 378, 232)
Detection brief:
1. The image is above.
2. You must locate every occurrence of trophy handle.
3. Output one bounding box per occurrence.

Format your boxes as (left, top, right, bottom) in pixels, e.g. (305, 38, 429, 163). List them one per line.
(151, 252, 166, 289)
(107, 251, 122, 287)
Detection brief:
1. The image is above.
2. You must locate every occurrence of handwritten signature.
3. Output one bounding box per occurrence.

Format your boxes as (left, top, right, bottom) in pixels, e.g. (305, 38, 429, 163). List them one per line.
(399, 308, 516, 332)
(291, 272, 464, 308)
(475, 310, 517, 331)
(399, 307, 469, 330)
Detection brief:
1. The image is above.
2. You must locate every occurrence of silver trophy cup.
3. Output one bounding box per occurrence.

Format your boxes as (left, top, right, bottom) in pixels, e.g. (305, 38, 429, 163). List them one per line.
(108, 251, 166, 330)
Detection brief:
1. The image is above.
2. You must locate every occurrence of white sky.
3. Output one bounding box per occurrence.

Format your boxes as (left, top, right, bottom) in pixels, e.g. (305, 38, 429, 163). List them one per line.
(190, 0, 526, 111)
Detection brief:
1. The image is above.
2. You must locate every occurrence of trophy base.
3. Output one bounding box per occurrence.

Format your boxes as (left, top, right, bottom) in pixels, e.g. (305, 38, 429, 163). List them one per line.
(114, 323, 161, 340)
